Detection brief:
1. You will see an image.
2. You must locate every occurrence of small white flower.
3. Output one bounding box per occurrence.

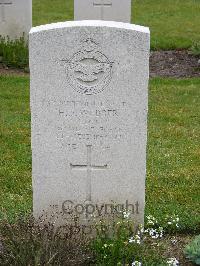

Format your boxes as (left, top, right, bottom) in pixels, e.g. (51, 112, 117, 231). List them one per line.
(146, 227, 164, 239)
(129, 237, 135, 243)
(147, 215, 155, 220)
(135, 235, 141, 244)
(147, 220, 155, 225)
(146, 215, 158, 224)
(171, 238, 178, 245)
(167, 257, 179, 266)
(166, 215, 180, 228)
(139, 227, 144, 233)
(123, 211, 131, 218)
(129, 235, 141, 244)
(149, 228, 155, 236)
(132, 261, 142, 266)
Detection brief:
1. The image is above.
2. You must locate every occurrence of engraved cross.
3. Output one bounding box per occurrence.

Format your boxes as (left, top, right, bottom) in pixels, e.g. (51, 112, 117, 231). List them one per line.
(0, 0, 12, 22)
(70, 145, 108, 202)
(93, 0, 112, 20)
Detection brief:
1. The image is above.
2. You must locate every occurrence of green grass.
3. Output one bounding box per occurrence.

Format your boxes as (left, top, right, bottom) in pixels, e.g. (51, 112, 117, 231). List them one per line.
(146, 78, 200, 232)
(32, 0, 73, 27)
(0, 77, 199, 232)
(133, 0, 200, 50)
(32, 0, 200, 50)
(0, 76, 32, 218)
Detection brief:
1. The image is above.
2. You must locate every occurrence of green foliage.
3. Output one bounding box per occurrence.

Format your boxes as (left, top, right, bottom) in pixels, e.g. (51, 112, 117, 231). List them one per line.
(0, 215, 91, 266)
(184, 235, 200, 265)
(0, 36, 28, 69)
(145, 214, 179, 235)
(190, 42, 200, 56)
(0, 213, 181, 265)
(91, 214, 167, 265)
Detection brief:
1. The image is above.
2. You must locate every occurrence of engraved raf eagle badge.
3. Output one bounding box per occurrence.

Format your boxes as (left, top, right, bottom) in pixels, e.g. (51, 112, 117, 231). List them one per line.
(62, 39, 113, 95)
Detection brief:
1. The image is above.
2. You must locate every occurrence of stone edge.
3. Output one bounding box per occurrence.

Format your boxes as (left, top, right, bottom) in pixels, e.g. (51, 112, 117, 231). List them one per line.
(29, 20, 150, 35)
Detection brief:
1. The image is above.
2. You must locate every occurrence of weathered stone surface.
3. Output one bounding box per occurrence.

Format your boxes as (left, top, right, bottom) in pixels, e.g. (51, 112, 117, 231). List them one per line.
(74, 0, 131, 23)
(0, 0, 32, 39)
(30, 21, 150, 224)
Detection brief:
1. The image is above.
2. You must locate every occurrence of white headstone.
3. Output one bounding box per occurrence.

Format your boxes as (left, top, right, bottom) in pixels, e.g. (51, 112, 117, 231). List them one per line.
(0, 0, 32, 40)
(30, 21, 150, 225)
(74, 0, 131, 23)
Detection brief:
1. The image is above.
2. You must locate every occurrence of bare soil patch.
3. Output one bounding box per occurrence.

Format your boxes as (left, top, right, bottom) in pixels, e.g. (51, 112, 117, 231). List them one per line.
(150, 50, 200, 78)
(162, 234, 195, 266)
(0, 64, 29, 76)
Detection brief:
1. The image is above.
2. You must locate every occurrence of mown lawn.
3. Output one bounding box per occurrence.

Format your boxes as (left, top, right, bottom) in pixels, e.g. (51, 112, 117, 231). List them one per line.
(147, 78, 200, 232)
(0, 76, 199, 232)
(0, 77, 31, 218)
(32, 0, 200, 50)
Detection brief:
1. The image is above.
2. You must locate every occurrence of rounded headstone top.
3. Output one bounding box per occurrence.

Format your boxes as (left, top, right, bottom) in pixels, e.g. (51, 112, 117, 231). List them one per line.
(29, 20, 150, 35)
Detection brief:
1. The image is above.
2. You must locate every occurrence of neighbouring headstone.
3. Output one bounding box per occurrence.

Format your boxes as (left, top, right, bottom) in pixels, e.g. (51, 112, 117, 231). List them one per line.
(74, 0, 131, 23)
(30, 20, 150, 225)
(0, 0, 32, 40)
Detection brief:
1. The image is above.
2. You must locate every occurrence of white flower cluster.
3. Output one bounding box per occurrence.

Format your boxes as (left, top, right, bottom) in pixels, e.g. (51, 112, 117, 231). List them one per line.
(132, 261, 142, 266)
(166, 257, 179, 266)
(167, 215, 180, 228)
(129, 220, 164, 243)
(103, 243, 113, 248)
(145, 215, 164, 239)
(129, 234, 141, 244)
(145, 226, 164, 239)
(146, 215, 158, 226)
(123, 211, 131, 219)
